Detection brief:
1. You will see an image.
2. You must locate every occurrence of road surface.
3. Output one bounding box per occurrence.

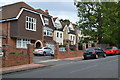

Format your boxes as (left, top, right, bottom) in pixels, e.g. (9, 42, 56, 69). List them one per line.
(3, 55, 119, 78)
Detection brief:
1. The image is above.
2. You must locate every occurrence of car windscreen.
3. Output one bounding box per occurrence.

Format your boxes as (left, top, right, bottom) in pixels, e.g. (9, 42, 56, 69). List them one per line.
(38, 47, 43, 49)
(86, 48, 94, 52)
(106, 47, 112, 49)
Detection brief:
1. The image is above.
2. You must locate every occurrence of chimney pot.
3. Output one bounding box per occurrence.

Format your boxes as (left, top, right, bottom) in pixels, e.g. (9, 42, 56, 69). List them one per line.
(45, 9, 49, 15)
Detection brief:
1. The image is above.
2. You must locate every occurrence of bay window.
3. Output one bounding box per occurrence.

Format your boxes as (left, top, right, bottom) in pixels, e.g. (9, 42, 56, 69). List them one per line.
(44, 30, 53, 37)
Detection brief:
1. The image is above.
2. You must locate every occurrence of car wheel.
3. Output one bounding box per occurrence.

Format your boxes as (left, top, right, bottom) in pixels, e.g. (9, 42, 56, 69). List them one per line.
(84, 56, 87, 60)
(95, 54, 99, 59)
(51, 54, 54, 56)
(34, 54, 38, 56)
(103, 54, 106, 58)
(43, 52, 46, 56)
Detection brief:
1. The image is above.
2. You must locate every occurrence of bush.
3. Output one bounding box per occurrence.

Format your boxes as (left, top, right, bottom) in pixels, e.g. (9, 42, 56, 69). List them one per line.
(9, 52, 24, 55)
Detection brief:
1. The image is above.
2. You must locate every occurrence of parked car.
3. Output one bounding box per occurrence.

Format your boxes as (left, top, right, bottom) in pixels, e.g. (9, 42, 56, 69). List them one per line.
(33, 47, 54, 56)
(59, 47, 66, 52)
(104, 46, 120, 55)
(83, 47, 106, 60)
(0, 48, 3, 57)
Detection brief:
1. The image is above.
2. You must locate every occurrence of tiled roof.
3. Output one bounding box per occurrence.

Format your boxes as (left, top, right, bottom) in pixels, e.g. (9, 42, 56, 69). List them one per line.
(0, 2, 36, 20)
(0, 2, 51, 20)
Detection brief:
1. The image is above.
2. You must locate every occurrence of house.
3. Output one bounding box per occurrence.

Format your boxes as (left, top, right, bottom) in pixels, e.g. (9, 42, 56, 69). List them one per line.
(61, 22, 76, 45)
(0, 2, 44, 54)
(36, 9, 56, 50)
(53, 17, 63, 45)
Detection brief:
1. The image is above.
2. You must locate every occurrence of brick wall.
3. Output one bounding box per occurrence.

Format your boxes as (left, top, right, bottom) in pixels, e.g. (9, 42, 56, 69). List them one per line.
(54, 44, 84, 59)
(2, 54, 30, 67)
(1, 44, 34, 67)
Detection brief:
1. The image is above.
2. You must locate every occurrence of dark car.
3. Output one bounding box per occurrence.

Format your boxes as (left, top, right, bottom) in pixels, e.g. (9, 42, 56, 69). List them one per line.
(83, 47, 106, 60)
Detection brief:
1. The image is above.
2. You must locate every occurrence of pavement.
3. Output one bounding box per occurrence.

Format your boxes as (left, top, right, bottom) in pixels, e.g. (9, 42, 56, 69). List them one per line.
(0, 56, 83, 74)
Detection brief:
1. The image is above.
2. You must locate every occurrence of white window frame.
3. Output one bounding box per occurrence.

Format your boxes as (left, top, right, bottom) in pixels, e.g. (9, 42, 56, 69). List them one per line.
(44, 30, 53, 37)
(44, 18, 49, 25)
(57, 32, 59, 38)
(60, 33, 62, 38)
(26, 16, 36, 31)
(16, 39, 31, 49)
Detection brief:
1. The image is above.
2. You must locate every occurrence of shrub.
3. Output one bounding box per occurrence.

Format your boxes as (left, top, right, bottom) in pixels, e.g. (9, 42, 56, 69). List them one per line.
(9, 52, 24, 55)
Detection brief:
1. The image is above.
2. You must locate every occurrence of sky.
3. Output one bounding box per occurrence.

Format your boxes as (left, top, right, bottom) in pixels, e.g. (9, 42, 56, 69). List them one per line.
(0, 0, 79, 23)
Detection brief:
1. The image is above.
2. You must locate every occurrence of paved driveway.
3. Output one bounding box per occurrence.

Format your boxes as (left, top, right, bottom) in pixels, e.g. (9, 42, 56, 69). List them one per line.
(33, 55, 54, 63)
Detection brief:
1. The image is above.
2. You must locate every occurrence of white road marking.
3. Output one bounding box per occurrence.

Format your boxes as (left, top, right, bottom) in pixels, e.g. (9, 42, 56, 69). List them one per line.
(38, 59, 60, 63)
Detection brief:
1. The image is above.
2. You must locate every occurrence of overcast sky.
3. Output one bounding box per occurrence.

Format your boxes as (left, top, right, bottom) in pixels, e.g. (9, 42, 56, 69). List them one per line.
(0, 0, 79, 23)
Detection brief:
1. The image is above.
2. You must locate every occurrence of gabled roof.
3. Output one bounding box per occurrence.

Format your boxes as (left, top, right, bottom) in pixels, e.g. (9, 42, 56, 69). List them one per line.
(61, 22, 70, 28)
(53, 17, 58, 22)
(61, 22, 76, 34)
(0, 2, 36, 20)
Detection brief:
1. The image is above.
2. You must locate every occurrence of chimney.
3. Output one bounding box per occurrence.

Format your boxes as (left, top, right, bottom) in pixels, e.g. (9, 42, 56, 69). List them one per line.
(45, 9, 49, 15)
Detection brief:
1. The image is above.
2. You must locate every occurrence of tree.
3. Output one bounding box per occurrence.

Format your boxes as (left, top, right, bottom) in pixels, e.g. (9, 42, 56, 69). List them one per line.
(74, 1, 120, 46)
(60, 19, 70, 22)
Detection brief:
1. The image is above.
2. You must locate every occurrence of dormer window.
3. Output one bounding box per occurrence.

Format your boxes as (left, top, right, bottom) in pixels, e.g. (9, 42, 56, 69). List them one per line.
(26, 16, 36, 31)
(55, 23, 61, 29)
(44, 18, 49, 25)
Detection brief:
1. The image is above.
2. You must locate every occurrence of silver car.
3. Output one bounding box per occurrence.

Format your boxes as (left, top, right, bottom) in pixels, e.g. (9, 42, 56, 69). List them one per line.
(59, 47, 66, 52)
(0, 49, 3, 57)
(33, 47, 54, 56)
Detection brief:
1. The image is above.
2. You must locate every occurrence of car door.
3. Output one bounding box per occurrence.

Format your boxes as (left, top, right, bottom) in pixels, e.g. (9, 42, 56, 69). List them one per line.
(113, 47, 118, 53)
(47, 47, 52, 54)
(46, 47, 51, 54)
(95, 48, 103, 56)
(44, 47, 49, 54)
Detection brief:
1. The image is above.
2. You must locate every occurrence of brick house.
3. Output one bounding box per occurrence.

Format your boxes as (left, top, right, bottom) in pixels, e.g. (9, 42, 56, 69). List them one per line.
(53, 17, 63, 45)
(36, 9, 56, 50)
(0, 2, 44, 54)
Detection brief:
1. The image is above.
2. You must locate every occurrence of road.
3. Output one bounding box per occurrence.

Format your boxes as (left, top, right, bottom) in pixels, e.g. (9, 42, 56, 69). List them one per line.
(3, 55, 119, 78)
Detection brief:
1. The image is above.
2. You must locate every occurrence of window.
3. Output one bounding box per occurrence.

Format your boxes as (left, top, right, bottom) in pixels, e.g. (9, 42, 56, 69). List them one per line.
(73, 36, 74, 41)
(0, 8, 2, 12)
(114, 47, 118, 49)
(55, 23, 61, 29)
(44, 18, 49, 25)
(0, 38, 2, 47)
(44, 30, 52, 37)
(60, 33, 62, 38)
(71, 36, 72, 40)
(16, 39, 31, 48)
(79, 37, 81, 41)
(26, 16, 36, 31)
(57, 32, 59, 37)
(44, 30, 46, 35)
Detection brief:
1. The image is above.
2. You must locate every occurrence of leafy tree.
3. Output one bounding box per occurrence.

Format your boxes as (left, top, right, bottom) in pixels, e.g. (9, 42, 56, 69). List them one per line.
(74, 1, 120, 46)
(60, 19, 70, 22)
